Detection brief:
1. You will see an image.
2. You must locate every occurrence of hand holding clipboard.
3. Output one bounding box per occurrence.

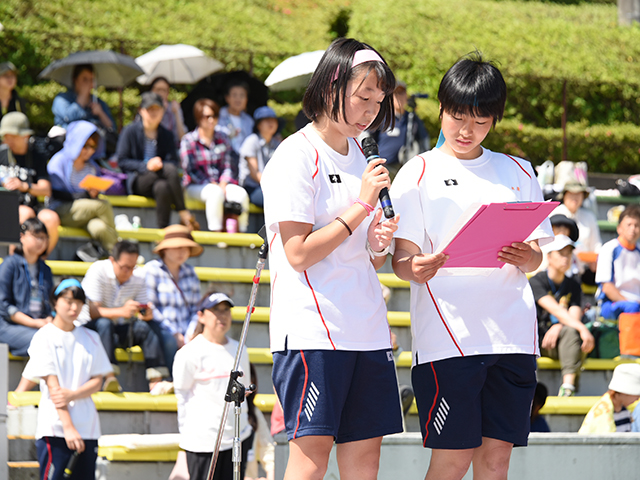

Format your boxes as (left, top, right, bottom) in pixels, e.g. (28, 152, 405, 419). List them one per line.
(435, 201, 559, 269)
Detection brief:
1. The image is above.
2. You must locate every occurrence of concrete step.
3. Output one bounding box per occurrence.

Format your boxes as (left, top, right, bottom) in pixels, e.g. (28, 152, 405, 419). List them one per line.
(8, 461, 38, 480)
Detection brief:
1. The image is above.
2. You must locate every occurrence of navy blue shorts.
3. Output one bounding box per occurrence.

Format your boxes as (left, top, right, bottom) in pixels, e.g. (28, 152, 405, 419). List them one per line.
(412, 354, 537, 450)
(272, 349, 403, 443)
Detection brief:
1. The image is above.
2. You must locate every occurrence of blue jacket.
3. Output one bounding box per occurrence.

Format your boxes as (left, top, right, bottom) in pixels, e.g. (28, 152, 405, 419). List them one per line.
(52, 90, 115, 129)
(47, 120, 100, 210)
(0, 254, 53, 323)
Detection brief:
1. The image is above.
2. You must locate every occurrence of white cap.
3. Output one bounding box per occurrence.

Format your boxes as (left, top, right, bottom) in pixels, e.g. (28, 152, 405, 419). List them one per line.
(541, 234, 575, 254)
(609, 363, 640, 396)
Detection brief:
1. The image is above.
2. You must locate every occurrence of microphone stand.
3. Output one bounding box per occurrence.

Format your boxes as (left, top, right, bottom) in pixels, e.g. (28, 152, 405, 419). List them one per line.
(206, 233, 269, 480)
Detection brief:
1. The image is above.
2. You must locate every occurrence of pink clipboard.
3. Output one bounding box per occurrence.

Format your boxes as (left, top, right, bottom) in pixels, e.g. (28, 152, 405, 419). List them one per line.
(436, 201, 559, 268)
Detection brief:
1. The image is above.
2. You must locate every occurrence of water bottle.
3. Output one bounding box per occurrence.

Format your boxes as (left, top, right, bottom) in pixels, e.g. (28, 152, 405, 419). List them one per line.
(132, 216, 141, 230)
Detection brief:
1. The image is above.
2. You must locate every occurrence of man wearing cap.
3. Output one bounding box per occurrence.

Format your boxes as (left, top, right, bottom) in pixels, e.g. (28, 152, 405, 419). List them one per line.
(0, 62, 25, 122)
(239, 105, 282, 208)
(529, 234, 595, 396)
(116, 92, 196, 230)
(0, 112, 60, 254)
(579, 363, 640, 433)
(78, 240, 172, 393)
(362, 81, 430, 179)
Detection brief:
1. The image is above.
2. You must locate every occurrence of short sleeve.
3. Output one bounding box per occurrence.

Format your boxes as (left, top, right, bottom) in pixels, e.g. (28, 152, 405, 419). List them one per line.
(172, 346, 197, 392)
(86, 330, 113, 377)
(261, 137, 318, 233)
(390, 158, 427, 251)
(529, 272, 551, 304)
(568, 279, 582, 308)
(240, 134, 259, 160)
(81, 263, 104, 303)
(595, 242, 614, 284)
(22, 330, 57, 380)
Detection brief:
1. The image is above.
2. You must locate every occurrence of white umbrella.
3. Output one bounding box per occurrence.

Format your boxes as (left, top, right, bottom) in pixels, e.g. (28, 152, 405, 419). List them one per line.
(265, 50, 325, 92)
(135, 44, 225, 85)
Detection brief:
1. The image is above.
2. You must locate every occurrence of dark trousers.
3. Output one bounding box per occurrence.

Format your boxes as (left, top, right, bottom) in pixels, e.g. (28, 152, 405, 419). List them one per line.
(132, 162, 186, 227)
(186, 432, 254, 480)
(243, 184, 264, 207)
(83, 318, 167, 371)
(36, 437, 98, 480)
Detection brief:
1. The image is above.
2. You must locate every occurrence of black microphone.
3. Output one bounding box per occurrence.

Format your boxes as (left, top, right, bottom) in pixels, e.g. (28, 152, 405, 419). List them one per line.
(63, 451, 81, 478)
(362, 137, 395, 218)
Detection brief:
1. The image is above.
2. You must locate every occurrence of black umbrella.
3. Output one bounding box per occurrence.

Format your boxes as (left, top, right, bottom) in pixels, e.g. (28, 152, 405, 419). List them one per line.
(39, 50, 144, 88)
(181, 70, 269, 131)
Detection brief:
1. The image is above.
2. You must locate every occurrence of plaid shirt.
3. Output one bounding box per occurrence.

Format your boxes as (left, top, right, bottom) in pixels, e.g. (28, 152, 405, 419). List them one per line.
(179, 128, 236, 186)
(138, 259, 201, 336)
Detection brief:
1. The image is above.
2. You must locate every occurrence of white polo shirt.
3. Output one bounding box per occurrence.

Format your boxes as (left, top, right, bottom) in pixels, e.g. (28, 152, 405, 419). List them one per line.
(390, 147, 553, 365)
(261, 125, 390, 352)
(595, 238, 640, 303)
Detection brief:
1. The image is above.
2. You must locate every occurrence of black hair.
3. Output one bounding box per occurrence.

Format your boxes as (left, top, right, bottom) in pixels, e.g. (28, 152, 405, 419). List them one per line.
(15, 218, 49, 258)
(619, 204, 640, 225)
(49, 279, 87, 309)
(111, 240, 139, 261)
(149, 76, 171, 90)
(225, 80, 250, 96)
(303, 37, 396, 132)
(438, 51, 507, 127)
(72, 64, 93, 83)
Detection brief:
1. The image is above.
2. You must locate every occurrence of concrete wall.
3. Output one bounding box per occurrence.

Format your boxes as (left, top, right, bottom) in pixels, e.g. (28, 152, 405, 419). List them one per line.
(275, 432, 640, 480)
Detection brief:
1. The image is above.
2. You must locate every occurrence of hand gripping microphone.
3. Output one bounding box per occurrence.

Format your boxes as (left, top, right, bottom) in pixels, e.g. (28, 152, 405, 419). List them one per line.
(362, 137, 395, 218)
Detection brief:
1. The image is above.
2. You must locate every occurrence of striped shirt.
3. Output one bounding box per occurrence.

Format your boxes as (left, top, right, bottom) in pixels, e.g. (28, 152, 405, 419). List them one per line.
(614, 407, 632, 432)
(137, 259, 201, 336)
(77, 259, 148, 325)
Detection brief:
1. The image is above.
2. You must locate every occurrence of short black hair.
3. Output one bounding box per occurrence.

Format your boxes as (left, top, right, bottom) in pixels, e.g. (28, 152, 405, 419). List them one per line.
(149, 76, 171, 90)
(225, 80, 249, 96)
(15, 218, 49, 258)
(303, 37, 396, 133)
(111, 240, 139, 261)
(50, 279, 87, 309)
(619, 204, 640, 225)
(72, 64, 93, 83)
(438, 51, 507, 127)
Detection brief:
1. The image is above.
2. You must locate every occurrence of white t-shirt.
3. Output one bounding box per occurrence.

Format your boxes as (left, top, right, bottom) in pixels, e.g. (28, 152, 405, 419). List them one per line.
(552, 204, 602, 253)
(595, 238, 640, 303)
(239, 133, 279, 188)
(22, 323, 112, 440)
(390, 147, 553, 365)
(261, 125, 390, 352)
(173, 334, 252, 452)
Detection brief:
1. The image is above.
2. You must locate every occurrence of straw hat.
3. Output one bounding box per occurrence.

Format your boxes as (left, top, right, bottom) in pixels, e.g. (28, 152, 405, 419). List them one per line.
(153, 224, 203, 257)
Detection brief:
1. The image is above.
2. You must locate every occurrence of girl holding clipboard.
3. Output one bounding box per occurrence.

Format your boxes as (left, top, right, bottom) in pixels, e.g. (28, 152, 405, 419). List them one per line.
(390, 53, 553, 480)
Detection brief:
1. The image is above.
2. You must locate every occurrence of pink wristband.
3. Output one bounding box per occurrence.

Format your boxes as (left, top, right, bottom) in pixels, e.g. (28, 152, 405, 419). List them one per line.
(355, 198, 374, 216)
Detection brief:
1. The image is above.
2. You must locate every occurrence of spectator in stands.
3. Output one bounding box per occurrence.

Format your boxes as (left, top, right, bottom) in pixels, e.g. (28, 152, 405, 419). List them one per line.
(0, 62, 26, 122)
(0, 112, 60, 255)
(579, 363, 640, 433)
(365, 80, 430, 179)
(47, 120, 118, 256)
(218, 80, 254, 167)
(553, 180, 602, 283)
(149, 76, 186, 149)
(52, 63, 116, 159)
(78, 240, 173, 394)
(239, 106, 281, 208)
(530, 383, 550, 433)
(533, 214, 581, 276)
(0, 218, 53, 358)
(595, 204, 640, 319)
(23, 279, 112, 480)
(117, 92, 197, 230)
(181, 98, 249, 232)
(530, 235, 595, 396)
(139, 225, 202, 371)
(173, 292, 254, 480)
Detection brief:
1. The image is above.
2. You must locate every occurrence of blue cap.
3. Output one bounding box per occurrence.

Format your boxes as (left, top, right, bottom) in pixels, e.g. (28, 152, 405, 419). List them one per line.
(198, 292, 234, 311)
(253, 106, 277, 122)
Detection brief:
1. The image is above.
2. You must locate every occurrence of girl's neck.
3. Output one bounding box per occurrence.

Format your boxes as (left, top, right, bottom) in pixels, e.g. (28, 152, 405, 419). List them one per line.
(312, 118, 349, 155)
(0, 88, 10, 104)
(23, 251, 39, 265)
(227, 107, 242, 117)
(202, 329, 228, 345)
(143, 124, 158, 138)
(163, 258, 181, 279)
(260, 131, 273, 143)
(198, 126, 214, 144)
(53, 317, 75, 332)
